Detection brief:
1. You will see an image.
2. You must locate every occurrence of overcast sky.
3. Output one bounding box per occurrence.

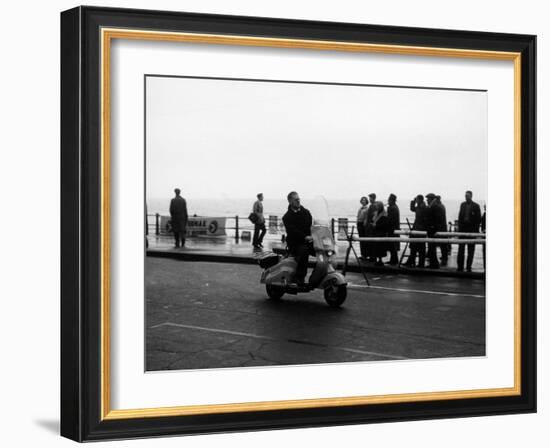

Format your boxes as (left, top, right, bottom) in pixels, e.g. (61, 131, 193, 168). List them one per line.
(146, 76, 487, 203)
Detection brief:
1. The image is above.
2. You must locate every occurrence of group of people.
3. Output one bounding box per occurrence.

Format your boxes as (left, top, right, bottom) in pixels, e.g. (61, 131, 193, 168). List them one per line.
(356, 193, 401, 266)
(170, 186, 485, 274)
(356, 190, 484, 272)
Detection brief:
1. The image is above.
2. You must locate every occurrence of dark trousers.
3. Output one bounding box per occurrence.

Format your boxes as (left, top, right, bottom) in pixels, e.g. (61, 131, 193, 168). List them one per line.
(389, 242, 399, 264)
(426, 232, 440, 268)
(357, 222, 367, 258)
(439, 242, 449, 265)
(457, 241, 476, 271)
(427, 243, 439, 267)
(457, 227, 478, 270)
(408, 240, 425, 267)
(365, 224, 375, 260)
(291, 243, 313, 282)
(252, 223, 266, 246)
(173, 231, 185, 247)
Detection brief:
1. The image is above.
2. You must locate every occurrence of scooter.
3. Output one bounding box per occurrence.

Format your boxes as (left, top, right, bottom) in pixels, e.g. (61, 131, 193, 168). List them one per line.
(258, 220, 348, 308)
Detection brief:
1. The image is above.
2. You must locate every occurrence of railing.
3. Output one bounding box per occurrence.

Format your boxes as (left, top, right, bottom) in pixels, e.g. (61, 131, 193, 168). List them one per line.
(147, 213, 485, 271)
(146, 213, 445, 240)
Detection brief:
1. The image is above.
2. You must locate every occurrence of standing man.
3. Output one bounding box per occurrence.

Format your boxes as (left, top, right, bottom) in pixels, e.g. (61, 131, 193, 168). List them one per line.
(435, 195, 449, 266)
(282, 191, 313, 286)
(456, 190, 482, 272)
(386, 194, 400, 265)
(365, 193, 378, 262)
(169, 188, 188, 248)
(425, 193, 443, 269)
(405, 194, 427, 268)
(252, 193, 266, 249)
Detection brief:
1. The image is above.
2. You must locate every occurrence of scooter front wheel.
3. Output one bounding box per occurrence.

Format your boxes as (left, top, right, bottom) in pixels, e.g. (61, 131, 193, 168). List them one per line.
(266, 284, 285, 301)
(324, 284, 347, 307)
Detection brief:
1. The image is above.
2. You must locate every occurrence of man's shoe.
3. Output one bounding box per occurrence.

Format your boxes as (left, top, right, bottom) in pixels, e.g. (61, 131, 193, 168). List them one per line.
(457, 267, 464, 272)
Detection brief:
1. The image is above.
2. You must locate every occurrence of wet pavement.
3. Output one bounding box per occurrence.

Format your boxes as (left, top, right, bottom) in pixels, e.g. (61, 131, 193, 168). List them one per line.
(146, 257, 486, 371)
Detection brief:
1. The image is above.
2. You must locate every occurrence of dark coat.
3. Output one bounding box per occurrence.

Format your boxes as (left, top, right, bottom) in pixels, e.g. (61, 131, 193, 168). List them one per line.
(458, 201, 482, 232)
(387, 204, 400, 234)
(169, 196, 188, 233)
(372, 214, 390, 257)
(282, 206, 312, 252)
(410, 201, 428, 231)
(426, 202, 447, 236)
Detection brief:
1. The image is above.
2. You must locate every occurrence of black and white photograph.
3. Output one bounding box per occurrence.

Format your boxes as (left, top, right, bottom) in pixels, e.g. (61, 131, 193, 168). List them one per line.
(145, 74, 488, 372)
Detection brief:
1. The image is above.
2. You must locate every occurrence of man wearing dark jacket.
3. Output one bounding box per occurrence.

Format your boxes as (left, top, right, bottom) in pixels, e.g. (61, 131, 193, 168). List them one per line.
(282, 191, 313, 285)
(425, 193, 445, 268)
(169, 188, 188, 248)
(405, 194, 427, 267)
(457, 190, 482, 272)
(435, 195, 449, 266)
(386, 194, 400, 265)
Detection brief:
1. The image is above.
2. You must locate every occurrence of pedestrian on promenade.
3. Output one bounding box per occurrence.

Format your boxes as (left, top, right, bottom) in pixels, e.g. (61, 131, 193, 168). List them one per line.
(405, 194, 427, 268)
(252, 193, 266, 250)
(365, 193, 377, 261)
(372, 201, 389, 266)
(386, 194, 400, 265)
(282, 191, 314, 286)
(456, 190, 482, 272)
(425, 193, 444, 269)
(169, 188, 188, 248)
(435, 195, 449, 266)
(356, 196, 369, 259)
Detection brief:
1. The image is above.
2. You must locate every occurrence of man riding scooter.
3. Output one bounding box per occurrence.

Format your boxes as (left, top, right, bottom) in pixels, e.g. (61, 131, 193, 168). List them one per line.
(282, 191, 314, 287)
(259, 192, 347, 307)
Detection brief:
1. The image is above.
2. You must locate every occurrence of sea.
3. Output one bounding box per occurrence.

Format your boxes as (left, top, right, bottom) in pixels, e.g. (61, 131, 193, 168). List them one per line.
(147, 197, 486, 226)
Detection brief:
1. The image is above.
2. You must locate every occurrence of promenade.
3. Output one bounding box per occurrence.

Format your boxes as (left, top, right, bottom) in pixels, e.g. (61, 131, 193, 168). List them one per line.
(146, 234, 485, 279)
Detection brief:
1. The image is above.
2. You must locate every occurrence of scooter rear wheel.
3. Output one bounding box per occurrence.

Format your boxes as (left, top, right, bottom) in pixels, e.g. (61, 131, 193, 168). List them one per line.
(266, 284, 285, 300)
(324, 284, 347, 307)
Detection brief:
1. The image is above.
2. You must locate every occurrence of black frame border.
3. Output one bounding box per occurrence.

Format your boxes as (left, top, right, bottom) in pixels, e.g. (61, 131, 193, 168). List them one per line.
(61, 6, 536, 442)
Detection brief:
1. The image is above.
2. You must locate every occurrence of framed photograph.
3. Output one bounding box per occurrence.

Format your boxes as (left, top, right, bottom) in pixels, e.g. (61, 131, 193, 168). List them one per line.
(61, 6, 536, 441)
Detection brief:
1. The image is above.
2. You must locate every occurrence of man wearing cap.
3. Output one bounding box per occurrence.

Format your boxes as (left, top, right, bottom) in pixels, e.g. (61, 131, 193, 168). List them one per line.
(252, 193, 266, 249)
(169, 188, 188, 248)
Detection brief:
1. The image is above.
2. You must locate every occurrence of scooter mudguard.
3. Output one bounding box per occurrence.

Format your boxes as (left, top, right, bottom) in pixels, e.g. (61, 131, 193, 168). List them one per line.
(261, 257, 298, 286)
(319, 272, 347, 289)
